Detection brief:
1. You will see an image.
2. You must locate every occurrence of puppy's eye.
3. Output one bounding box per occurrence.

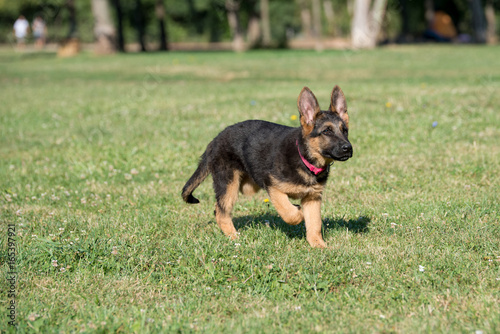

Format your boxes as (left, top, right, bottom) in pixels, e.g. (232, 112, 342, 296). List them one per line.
(322, 128, 333, 135)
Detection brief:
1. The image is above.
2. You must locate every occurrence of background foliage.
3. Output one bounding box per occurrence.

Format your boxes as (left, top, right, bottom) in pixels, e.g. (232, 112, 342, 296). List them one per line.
(1, 0, 499, 45)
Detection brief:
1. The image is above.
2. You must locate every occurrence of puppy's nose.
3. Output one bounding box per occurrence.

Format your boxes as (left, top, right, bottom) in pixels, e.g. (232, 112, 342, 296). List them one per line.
(342, 143, 352, 152)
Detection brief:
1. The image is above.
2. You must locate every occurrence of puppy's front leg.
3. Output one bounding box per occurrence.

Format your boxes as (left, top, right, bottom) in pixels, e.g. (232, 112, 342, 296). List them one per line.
(267, 187, 303, 225)
(302, 196, 326, 248)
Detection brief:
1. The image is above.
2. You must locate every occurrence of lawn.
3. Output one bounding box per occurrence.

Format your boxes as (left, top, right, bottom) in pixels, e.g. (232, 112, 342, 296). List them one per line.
(0, 45, 499, 333)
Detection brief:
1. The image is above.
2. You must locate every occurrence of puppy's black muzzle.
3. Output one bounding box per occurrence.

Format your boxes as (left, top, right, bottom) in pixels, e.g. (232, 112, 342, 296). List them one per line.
(333, 142, 353, 161)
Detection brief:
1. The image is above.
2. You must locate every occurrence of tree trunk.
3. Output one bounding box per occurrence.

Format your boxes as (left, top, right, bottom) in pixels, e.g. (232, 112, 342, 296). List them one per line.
(91, 0, 116, 54)
(370, 0, 387, 38)
(156, 0, 168, 51)
(225, 0, 245, 52)
(351, 0, 370, 48)
(112, 0, 125, 52)
(485, 0, 497, 44)
(208, 3, 221, 42)
(312, 0, 323, 50)
(351, 0, 388, 49)
(424, 0, 434, 28)
(299, 0, 312, 38)
(135, 0, 147, 52)
(67, 0, 77, 38)
(260, 0, 271, 47)
(247, 11, 261, 48)
(58, 0, 79, 57)
(398, 0, 410, 42)
(470, 0, 487, 43)
(323, 0, 337, 37)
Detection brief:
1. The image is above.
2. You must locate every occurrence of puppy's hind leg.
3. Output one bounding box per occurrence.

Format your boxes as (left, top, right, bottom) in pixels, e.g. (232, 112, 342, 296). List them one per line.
(239, 174, 260, 196)
(213, 169, 241, 239)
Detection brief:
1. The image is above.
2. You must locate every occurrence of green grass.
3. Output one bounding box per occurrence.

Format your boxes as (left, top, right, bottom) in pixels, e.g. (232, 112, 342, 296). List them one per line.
(1, 45, 499, 333)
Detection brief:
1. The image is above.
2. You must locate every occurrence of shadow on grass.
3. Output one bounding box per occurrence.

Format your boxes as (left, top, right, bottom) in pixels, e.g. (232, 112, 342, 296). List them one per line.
(227, 214, 371, 240)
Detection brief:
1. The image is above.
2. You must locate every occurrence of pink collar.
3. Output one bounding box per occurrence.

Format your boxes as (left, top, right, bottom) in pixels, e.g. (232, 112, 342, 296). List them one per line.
(296, 140, 327, 175)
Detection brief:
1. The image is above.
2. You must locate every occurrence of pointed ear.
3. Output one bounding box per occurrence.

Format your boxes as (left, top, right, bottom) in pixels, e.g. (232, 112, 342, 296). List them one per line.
(329, 85, 349, 127)
(297, 87, 321, 130)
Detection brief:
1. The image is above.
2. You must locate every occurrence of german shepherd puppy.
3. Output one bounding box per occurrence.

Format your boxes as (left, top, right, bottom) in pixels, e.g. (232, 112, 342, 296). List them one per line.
(182, 86, 352, 248)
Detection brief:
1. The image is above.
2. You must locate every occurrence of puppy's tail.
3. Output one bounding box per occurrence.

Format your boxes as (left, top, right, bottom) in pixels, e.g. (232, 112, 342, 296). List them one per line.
(182, 150, 210, 204)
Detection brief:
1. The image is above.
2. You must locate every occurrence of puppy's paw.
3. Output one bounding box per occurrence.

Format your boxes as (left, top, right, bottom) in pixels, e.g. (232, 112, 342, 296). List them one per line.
(228, 231, 240, 240)
(282, 206, 304, 225)
(307, 237, 326, 249)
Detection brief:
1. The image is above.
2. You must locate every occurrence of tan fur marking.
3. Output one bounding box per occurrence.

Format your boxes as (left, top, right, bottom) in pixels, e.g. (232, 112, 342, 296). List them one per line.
(269, 176, 325, 247)
(215, 170, 241, 238)
(321, 121, 335, 129)
(296, 168, 318, 185)
(325, 121, 346, 138)
(215, 207, 238, 239)
(302, 197, 326, 248)
(267, 187, 303, 225)
(306, 136, 329, 167)
(300, 117, 314, 136)
(320, 121, 343, 135)
(239, 174, 260, 196)
(269, 176, 324, 200)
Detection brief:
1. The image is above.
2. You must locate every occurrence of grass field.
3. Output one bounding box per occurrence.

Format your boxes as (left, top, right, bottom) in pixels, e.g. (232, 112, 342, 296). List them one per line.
(1, 45, 499, 333)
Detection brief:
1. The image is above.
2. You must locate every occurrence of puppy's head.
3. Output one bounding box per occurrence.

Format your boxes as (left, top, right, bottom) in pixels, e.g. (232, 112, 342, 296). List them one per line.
(297, 86, 353, 165)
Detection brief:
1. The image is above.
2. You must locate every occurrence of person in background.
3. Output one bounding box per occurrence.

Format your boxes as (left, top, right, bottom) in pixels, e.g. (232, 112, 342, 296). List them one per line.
(424, 11, 457, 42)
(32, 15, 47, 49)
(13, 15, 30, 49)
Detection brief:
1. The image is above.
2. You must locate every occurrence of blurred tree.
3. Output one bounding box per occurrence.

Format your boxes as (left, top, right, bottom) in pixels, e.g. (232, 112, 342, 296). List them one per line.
(395, 0, 427, 42)
(1, 0, 496, 48)
(207, 0, 228, 42)
(398, 0, 410, 42)
(298, 0, 312, 38)
(67, 0, 77, 38)
(112, 0, 125, 52)
(469, 0, 487, 42)
(91, 0, 116, 54)
(269, 0, 298, 47)
(312, 0, 323, 50)
(484, 0, 496, 43)
(261, 0, 271, 46)
(246, 0, 261, 48)
(323, 0, 337, 36)
(298, 0, 344, 39)
(225, 0, 244, 51)
(351, 0, 388, 48)
(134, 0, 147, 51)
(156, 0, 168, 50)
(425, 0, 435, 28)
